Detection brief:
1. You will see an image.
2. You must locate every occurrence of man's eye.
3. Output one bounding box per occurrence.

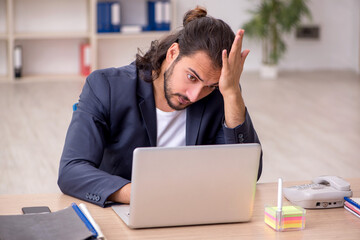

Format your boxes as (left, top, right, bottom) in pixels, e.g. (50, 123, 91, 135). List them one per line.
(187, 74, 196, 82)
(207, 85, 218, 90)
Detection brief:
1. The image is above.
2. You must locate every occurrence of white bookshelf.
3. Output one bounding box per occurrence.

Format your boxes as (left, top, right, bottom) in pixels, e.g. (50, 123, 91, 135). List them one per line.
(17, 74, 86, 82)
(14, 32, 91, 40)
(1, 0, 176, 82)
(96, 31, 168, 40)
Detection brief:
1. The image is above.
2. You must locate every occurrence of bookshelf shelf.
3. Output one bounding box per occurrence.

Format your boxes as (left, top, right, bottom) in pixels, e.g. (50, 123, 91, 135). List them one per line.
(14, 32, 90, 40)
(96, 31, 169, 40)
(14, 74, 86, 82)
(1, 0, 176, 82)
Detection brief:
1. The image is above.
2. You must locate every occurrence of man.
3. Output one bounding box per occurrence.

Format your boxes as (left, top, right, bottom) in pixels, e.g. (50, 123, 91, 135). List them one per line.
(58, 7, 262, 207)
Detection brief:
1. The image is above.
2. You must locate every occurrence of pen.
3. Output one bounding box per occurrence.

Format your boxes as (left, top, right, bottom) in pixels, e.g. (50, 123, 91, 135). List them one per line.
(72, 203, 98, 237)
(277, 178, 283, 212)
(277, 178, 283, 230)
(79, 203, 105, 240)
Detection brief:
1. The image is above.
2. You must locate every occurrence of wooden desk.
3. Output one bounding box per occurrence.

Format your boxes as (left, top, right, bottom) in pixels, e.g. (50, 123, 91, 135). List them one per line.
(1, 179, 359, 240)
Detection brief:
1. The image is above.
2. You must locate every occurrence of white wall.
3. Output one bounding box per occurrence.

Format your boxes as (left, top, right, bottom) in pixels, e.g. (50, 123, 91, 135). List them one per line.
(0, 41, 6, 75)
(0, 0, 359, 76)
(0, 0, 7, 76)
(353, 0, 359, 73)
(175, 0, 360, 72)
(0, 0, 6, 33)
(279, 0, 360, 71)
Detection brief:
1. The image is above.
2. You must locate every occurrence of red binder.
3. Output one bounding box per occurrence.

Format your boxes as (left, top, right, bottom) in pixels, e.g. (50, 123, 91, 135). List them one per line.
(80, 43, 91, 76)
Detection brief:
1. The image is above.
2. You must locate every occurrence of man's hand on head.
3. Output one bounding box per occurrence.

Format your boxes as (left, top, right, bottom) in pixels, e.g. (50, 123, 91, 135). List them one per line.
(218, 29, 249, 128)
(219, 29, 249, 98)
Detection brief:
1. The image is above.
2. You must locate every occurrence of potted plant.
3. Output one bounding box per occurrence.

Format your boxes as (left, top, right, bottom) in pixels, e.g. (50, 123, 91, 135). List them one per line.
(242, 0, 312, 78)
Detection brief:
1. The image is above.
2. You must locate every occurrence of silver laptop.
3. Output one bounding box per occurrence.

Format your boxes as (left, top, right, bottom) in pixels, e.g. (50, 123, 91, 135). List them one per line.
(112, 143, 261, 229)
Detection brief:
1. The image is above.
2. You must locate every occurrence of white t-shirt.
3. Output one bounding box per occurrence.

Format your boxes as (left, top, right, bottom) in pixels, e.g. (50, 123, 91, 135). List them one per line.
(156, 108, 186, 147)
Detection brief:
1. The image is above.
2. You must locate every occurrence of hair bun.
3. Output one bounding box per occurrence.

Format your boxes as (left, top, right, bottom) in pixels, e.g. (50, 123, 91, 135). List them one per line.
(183, 6, 207, 26)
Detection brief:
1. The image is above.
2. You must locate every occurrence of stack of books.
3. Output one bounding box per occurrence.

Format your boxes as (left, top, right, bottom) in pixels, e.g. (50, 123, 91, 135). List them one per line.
(344, 197, 360, 219)
(97, 0, 171, 33)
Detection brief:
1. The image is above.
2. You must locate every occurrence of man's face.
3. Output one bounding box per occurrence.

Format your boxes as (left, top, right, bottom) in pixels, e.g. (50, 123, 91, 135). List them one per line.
(163, 51, 221, 111)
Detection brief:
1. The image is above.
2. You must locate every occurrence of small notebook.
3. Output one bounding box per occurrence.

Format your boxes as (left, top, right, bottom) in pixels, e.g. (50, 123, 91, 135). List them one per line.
(0, 203, 97, 240)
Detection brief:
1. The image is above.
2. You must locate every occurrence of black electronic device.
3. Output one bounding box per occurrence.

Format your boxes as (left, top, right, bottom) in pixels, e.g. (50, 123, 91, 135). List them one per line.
(22, 206, 51, 214)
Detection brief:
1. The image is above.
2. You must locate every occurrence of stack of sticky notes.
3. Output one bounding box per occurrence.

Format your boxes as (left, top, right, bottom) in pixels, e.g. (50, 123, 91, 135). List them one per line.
(265, 205, 306, 231)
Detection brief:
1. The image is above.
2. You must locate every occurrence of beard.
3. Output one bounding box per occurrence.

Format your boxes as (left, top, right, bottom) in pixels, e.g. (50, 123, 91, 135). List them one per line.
(163, 60, 192, 111)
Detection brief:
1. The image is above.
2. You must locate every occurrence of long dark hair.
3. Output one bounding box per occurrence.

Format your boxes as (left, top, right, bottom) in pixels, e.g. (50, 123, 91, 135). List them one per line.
(136, 6, 235, 82)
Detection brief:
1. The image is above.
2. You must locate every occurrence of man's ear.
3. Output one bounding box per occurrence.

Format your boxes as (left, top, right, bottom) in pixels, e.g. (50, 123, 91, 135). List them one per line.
(166, 43, 180, 64)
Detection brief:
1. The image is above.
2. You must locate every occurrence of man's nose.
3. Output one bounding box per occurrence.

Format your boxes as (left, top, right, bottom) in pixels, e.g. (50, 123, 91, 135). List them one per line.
(186, 84, 204, 103)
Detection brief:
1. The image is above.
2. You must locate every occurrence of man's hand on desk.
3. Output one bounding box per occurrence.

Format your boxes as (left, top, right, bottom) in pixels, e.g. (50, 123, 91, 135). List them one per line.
(108, 183, 131, 204)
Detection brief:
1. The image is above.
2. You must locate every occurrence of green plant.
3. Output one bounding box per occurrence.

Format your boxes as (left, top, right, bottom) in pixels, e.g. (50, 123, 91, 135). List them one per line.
(243, 0, 312, 65)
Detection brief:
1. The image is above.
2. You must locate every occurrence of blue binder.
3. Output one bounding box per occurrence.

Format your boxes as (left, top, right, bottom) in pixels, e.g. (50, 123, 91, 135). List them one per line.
(97, 2, 105, 33)
(162, 0, 171, 31)
(110, 2, 121, 32)
(97, 2, 112, 33)
(145, 0, 170, 31)
(154, 1, 163, 30)
(147, 1, 156, 31)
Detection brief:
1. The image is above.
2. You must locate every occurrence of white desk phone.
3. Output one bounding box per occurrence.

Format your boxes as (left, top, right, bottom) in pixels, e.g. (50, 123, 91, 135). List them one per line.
(283, 175, 353, 209)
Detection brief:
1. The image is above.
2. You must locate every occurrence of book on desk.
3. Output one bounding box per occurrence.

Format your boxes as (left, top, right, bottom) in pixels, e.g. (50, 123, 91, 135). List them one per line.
(0, 203, 104, 240)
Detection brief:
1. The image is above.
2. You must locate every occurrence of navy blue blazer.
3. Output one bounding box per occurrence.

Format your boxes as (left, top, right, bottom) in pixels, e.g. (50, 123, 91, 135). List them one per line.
(58, 63, 262, 207)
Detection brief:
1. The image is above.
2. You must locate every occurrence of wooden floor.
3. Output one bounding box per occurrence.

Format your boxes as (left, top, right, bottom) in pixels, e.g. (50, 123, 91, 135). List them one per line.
(0, 71, 359, 194)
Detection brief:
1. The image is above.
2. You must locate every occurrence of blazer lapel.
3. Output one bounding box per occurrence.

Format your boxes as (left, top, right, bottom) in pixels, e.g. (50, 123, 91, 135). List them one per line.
(186, 101, 205, 146)
(137, 74, 157, 147)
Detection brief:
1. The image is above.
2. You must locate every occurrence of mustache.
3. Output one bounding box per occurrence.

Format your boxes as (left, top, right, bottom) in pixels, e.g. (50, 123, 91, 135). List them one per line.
(174, 93, 191, 103)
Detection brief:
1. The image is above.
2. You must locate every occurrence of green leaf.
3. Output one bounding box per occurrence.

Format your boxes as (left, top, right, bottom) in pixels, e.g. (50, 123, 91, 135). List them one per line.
(241, 0, 312, 64)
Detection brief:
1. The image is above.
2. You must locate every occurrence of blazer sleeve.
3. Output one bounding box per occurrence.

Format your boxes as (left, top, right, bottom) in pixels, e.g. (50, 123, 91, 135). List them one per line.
(58, 70, 130, 207)
(216, 107, 263, 180)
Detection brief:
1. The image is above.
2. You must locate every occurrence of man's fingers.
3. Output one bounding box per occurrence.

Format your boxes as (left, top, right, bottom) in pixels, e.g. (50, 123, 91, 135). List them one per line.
(241, 49, 250, 67)
(229, 29, 244, 65)
(222, 49, 229, 70)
